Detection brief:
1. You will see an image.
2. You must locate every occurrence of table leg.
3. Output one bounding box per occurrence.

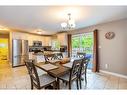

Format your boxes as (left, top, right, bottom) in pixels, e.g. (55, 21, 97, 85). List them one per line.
(56, 78, 60, 89)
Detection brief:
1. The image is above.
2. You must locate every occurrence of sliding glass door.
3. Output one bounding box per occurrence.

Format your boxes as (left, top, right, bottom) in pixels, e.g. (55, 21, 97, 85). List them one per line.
(72, 32, 93, 69)
(72, 35, 80, 57)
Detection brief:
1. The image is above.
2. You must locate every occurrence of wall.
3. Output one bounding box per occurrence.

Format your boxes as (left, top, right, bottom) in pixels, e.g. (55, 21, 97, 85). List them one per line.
(44, 37, 52, 46)
(69, 18, 127, 76)
(57, 33, 67, 45)
(0, 34, 9, 62)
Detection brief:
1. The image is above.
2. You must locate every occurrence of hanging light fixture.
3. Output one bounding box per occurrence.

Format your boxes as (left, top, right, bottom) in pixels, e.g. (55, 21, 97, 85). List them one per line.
(36, 29, 43, 34)
(61, 13, 76, 29)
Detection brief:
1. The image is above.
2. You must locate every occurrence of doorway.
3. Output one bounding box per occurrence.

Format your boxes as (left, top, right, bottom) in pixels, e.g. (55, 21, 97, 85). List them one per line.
(0, 38, 9, 64)
(71, 32, 94, 70)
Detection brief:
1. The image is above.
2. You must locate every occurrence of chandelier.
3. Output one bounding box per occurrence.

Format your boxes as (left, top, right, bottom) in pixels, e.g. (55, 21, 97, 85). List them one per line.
(61, 13, 76, 29)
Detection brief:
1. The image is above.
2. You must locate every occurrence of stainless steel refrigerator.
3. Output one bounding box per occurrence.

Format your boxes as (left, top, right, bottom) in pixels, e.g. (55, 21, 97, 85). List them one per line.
(12, 39, 29, 67)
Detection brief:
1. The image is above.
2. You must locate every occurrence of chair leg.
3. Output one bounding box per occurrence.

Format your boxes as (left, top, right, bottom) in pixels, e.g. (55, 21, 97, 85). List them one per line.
(76, 79, 79, 89)
(65, 82, 68, 85)
(85, 70, 87, 84)
(69, 81, 71, 89)
(79, 77, 82, 89)
(31, 83, 33, 89)
(85, 74, 87, 84)
(30, 78, 33, 89)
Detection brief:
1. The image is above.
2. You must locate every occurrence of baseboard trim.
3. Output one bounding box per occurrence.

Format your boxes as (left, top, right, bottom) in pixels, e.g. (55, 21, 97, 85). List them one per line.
(99, 70, 127, 79)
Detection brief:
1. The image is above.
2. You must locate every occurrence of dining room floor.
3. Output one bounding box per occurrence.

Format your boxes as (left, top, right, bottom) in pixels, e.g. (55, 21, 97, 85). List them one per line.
(0, 62, 127, 90)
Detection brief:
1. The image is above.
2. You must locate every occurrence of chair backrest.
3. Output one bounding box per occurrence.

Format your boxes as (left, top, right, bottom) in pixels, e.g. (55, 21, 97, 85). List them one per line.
(35, 55, 46, 63)
(44, 54, 55, 62)
(56, 52, 63, 59)
(70, 58, 82, 80)
(79, 57, 88, 76)
(77, 52, 86, 58)
(25, 59, 40, 87)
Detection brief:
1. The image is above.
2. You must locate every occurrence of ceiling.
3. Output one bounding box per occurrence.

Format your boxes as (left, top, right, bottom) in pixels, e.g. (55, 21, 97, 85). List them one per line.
(0, 6, 127, 35)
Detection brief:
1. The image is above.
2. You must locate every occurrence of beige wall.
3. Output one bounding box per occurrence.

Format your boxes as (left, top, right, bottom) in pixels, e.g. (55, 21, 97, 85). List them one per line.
(44, 37, 51, 46)
(0, 34, 9, 61)
(57, 33, 67, 45)
(69, 18, 127, 76)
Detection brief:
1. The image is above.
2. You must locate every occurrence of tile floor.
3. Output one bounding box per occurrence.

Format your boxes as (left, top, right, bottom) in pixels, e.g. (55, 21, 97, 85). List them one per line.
(0, 63, 127, 90)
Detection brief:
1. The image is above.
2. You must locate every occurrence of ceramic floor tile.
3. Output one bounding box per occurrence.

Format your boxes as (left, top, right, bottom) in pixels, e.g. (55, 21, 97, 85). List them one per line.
(0, 63, 127, 90)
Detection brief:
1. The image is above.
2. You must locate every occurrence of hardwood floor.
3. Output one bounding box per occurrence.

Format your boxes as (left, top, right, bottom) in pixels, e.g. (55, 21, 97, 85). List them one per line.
(0, 62, 127, 90)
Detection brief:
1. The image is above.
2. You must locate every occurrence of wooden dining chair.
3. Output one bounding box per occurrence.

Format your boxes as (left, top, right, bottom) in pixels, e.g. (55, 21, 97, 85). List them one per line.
(77, 52, 86, 58)
(78, 57, 89, 89)
(54, 52, 71, 64)
(25, 59, 56, 89)
(56, 52, 63, 59)
(33, 54, 47, 64)
(44, 54, 61, 64)
(58, 59, 82, 89)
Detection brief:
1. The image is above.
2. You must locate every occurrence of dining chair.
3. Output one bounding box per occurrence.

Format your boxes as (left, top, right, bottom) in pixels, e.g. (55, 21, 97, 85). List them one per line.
(44, 54, 61, 64)
(25, 59, 56, 89)
(58, 59, 82, 89)
(56, 52, 63, 59)
(33, 54, 47, 64)
(78, 57, 89, 89)
(77, 52, 86, 58)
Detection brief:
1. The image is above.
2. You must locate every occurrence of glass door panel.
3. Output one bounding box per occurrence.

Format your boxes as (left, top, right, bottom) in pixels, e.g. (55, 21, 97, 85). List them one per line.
(72, 36, 80, 57)
(71, 32, 93, 69)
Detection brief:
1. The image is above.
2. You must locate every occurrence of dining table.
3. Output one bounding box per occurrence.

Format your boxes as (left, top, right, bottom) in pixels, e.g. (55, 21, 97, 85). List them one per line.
(35, 62, 72, 89)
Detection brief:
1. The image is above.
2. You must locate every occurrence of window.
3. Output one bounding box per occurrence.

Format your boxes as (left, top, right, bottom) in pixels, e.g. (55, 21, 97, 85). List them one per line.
(72, 32, 93, 56)
(51, 40, 60, 50)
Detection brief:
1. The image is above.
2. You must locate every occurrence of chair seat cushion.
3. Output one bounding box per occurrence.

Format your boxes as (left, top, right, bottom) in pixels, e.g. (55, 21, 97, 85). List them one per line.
(58, 73, 76, 82)
(36, 67, 47, 76)
(39, 74, 56, 87)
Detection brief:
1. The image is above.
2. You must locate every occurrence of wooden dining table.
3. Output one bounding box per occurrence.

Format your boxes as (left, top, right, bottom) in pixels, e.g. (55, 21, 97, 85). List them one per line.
(35, 62, 71, 89)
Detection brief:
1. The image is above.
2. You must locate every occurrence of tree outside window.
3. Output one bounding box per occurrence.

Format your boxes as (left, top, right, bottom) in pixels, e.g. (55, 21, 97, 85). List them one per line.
(72, 36, 80, 48)
(72, 32, 93, 54)
(51, 40, 60, 50)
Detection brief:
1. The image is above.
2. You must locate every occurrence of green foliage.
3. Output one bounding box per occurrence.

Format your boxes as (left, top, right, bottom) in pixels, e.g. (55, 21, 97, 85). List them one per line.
(72, 33, 93, 54)
(81, 34, 93, 48)
(52, 40, 60, 50)
(55, 41, 60, 49)
(72, 37, 80, 48)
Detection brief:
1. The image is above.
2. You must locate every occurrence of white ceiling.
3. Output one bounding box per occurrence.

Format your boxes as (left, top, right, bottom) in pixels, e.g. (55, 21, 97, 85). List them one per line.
(0, 6, 127, 35)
